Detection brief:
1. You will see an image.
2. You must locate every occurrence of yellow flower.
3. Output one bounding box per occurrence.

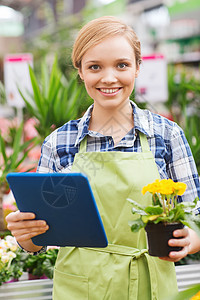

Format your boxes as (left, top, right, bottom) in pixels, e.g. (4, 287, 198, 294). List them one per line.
(190, 291, 200, 300)
(142, 179, 187, 197)
(142, 180, 161, 195)
(159, 179, 174, 195)
(173, 182, 187, 196)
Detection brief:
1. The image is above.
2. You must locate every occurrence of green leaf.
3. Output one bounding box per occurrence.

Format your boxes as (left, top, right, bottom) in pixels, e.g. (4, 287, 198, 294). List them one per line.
(0, 132, 8, 164)
(170, 284, 200, 300)
(144, 206, 163, 215)
(128, 219, 145, 233)
(131, 207, 147, 215)
(142, 215, 163, 223)
(29, 65, 44, 115)
(127, 198, 145, 211)
(183, 215, 200, 238)
(41, 59, 49, 99)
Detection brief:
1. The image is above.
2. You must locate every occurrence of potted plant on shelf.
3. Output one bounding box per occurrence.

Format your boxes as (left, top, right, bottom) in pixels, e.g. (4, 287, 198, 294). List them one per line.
(128, 179, 200, 257)
(23, 248, 58, 280)
(0, 235, 26, 285)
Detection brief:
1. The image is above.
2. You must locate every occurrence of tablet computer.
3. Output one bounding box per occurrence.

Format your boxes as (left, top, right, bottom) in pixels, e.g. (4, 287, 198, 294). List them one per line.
(6, 172, 108, 248)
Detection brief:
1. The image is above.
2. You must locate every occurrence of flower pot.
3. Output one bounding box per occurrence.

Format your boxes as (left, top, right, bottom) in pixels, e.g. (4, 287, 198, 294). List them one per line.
(28, 273, 48, 280)
(145, 222, 184, 257)
(4, 278, 19, 284)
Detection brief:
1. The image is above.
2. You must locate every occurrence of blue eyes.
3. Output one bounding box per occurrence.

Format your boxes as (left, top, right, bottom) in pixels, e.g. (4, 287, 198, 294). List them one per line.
(90, 65, 100, 70)
(89, 63, 128, 70)
(118, 63, 127, 69)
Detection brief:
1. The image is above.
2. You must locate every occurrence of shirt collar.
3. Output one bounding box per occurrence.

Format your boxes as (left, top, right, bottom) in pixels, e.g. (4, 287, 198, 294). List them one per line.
(75, 100, 154, 146)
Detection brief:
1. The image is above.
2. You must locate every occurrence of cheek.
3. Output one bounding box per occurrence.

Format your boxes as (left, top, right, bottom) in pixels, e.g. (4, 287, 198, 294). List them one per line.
(121, 73, 135, 88)
(83, 73, 97, 85)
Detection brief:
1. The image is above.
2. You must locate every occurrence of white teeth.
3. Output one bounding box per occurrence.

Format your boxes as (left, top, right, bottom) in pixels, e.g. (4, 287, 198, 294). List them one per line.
(100, 88, 119, 94)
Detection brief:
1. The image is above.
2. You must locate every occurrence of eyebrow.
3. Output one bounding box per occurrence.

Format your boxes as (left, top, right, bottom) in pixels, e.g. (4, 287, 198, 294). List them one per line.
(84, 58, 133, 65)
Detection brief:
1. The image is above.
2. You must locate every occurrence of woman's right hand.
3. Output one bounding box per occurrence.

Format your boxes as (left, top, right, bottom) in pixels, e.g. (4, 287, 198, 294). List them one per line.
(6, 210, 49, 252)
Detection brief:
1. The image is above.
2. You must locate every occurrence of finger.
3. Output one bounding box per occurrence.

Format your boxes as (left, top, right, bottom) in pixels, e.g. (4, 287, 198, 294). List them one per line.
(7, 219, 48, 231)
(11, 225, 49, 241)
(168, 236, 190, 248)
(173, 227, 188, 238)
(6, 211, 36, 222)
(14, 229, 48, 243)
(11, 224, 49, 236)
(159, 246, 189, 262)
(168, 246, 189, 261)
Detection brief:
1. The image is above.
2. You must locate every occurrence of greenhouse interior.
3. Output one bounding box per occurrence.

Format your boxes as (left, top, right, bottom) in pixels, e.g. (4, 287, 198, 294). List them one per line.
(0, 0, 200, 299)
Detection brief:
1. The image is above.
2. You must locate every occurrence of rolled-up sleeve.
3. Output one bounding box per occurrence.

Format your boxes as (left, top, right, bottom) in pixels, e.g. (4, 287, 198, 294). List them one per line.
(167, 123, 200, 206)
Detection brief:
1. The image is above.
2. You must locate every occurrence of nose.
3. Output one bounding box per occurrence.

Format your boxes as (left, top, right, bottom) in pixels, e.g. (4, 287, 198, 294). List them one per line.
(100, 68, 117, 84)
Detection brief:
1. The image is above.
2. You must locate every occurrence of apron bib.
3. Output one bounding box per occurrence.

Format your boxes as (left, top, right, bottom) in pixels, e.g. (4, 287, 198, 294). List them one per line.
(53, 133, 178, 300)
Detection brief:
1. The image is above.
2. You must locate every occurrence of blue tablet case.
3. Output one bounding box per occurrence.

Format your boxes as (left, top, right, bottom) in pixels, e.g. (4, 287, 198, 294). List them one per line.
(6, 172, 108, 248)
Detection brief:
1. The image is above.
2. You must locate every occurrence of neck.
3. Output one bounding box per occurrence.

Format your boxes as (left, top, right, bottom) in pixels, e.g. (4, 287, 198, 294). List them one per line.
(89, 99, 134, 144)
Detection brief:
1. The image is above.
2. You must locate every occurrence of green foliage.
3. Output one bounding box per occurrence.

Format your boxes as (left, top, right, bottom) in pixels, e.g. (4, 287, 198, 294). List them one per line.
(10, 250, 29, 281)
(0, 268, 11, 285)
(170, 284, 200, 300)
(167, 66, 200, 174)
(19, 56, 91, 141)
(24, 14, 82, 78)
(23, 248, 58, 279)
(0, 81, 6, 105)
(127, 197, 200, 237)
(0, 122, 37, 189)
(0, 246, 28, 285)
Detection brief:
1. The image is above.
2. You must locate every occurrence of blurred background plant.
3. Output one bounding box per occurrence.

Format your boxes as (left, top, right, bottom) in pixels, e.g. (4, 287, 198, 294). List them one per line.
(19, 55, 92, 141)
(23, 247, 59, 280)
(0, 235, 24, 285)
(0, 81, 6, 105)
(166, 66, 200, 265)
(0, 234, 58, 284)
(0, 122, 38, 231)
(166, 66, 200, 175)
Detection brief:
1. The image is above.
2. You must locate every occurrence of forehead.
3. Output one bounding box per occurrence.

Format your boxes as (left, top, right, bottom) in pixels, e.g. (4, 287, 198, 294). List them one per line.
(82, 35, 135, 63)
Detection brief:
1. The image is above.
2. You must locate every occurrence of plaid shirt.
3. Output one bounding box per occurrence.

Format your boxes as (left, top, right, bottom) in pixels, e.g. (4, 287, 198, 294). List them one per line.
(38, 101, 200, 211)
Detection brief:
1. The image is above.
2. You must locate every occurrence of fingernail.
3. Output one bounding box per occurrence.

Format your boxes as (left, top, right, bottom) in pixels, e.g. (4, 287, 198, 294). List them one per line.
(170, 252, 176, 257)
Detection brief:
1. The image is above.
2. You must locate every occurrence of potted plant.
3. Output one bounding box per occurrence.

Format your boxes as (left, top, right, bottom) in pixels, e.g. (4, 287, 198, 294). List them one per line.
(0, 235, 26, 285)
(23, 248, 58, 280)
(128, 179, 200, 257)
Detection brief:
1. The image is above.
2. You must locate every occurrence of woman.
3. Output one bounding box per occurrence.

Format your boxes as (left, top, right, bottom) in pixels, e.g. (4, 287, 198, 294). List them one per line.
(6, 16, 200, 299)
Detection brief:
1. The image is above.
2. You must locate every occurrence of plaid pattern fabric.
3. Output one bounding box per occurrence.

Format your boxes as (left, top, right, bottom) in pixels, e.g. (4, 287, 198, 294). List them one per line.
(38, 101, 200, 211)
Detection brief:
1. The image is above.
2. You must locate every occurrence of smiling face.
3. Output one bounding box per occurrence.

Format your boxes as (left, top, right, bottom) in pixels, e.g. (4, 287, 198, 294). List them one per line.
(78, 35, 140, 111)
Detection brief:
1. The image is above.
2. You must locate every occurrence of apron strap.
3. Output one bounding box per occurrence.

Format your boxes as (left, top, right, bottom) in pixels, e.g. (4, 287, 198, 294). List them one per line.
(79, 136, 87, 153)
(139, 132, 150, 152)
(129, 253, 159, 300)
(86, 245, 159, 299)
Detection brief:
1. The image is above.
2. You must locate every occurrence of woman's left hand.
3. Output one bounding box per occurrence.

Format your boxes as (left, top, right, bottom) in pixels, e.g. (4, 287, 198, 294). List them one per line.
(159, 227, 190, 262)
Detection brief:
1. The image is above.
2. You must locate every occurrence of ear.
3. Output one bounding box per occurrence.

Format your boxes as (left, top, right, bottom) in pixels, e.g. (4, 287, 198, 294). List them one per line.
(135, 65, 140, 78)
(78, 68, 84, 80)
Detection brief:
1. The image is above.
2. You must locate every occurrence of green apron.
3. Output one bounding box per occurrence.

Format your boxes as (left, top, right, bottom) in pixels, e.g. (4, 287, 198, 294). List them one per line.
(53, 133, 178, 299)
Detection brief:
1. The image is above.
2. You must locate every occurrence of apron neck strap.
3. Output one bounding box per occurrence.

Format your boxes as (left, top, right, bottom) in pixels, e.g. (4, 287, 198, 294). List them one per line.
(139, 132, 150, 152)
(79, 135, 87, 153)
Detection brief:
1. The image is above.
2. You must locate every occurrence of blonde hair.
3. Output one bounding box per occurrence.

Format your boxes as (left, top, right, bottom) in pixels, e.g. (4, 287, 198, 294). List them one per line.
(72, 16, 142, 69)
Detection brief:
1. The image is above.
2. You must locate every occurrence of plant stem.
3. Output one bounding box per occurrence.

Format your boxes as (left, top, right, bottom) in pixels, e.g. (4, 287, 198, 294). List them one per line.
(161, 195, 166, 214)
